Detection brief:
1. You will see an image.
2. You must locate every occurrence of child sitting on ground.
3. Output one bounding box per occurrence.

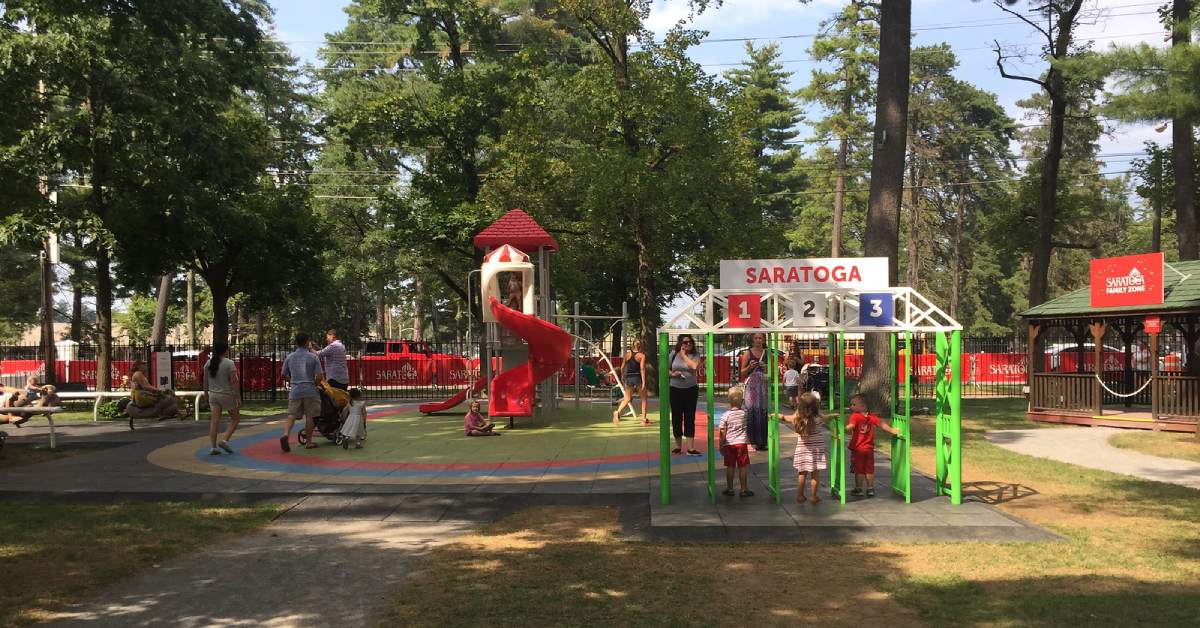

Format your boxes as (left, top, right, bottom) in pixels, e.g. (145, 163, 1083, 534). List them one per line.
(780, 393, 830, 504)
(464, 400, 500, 436)
(783, 358, 801, 409)
(338, 388, 368, 449)
(718, 385, 753, 498)
(845, 393, 899, 498)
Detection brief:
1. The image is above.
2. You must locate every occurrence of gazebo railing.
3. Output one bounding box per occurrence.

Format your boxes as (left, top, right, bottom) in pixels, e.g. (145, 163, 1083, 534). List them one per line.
(1155, 375, 1200, 420)
(1031, 373, 1098, 414)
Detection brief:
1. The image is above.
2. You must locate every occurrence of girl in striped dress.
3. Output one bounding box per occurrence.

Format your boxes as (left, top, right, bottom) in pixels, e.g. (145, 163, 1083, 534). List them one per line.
(782, 393, 830, 504)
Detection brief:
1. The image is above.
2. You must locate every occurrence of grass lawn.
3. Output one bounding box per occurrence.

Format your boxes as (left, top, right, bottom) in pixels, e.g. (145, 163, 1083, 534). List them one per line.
(1109, 431, 1200, 464)
(382, 397, 1200, 627)
(0, 500, 278, 627)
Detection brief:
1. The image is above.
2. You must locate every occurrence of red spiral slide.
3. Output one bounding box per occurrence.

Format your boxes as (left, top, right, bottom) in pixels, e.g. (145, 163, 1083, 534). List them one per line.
(486, 296, 573, 417)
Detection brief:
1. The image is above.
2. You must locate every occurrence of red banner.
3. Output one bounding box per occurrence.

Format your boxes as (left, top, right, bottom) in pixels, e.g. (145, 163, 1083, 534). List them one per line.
(1090, 252, 1164, 308)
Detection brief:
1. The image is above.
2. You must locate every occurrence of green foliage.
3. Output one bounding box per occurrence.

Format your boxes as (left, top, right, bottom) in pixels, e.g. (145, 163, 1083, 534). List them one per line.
(0, 246, 40, 343)
(96, 400, 122, 420)
(789, 1, 878, 256)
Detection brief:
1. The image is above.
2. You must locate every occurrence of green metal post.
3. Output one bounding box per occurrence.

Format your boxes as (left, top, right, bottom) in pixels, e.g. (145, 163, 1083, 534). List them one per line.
(705, 332, 716, 503)
(769, 332, 780, 504)
(889, 332, 912, 502)
(950, 330, 963, 505)
(835, 332, 847, 504)
(827, 332, 836, 413)
(935, 331, 949, 498)
(659, 332, 671, 505)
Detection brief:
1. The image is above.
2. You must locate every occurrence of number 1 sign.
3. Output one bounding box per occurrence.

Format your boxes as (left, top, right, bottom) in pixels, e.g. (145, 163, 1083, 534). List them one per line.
(791, 293, 826, 327)
(726, 294, 762, 328)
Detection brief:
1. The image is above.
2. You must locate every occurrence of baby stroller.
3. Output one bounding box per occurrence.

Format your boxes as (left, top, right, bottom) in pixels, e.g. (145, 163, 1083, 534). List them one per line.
(296, 382, 349, 445)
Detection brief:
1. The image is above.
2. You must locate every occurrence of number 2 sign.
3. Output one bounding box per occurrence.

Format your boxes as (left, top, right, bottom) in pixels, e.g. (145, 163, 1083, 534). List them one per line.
(727, 295, 762, 328)
(858, 292, 894, 327)
(791, 293, 826, 327)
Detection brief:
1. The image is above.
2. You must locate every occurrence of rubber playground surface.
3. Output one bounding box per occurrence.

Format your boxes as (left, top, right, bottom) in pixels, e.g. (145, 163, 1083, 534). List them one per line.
(148, 402, 742, 484)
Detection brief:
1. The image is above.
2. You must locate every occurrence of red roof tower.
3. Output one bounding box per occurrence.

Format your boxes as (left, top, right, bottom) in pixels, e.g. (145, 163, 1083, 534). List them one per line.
(473, 209, 558, 252)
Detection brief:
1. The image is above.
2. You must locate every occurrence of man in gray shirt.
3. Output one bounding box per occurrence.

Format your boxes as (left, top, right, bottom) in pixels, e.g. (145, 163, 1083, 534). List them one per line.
(317, 329, 349, 390)
(281, 332, 323, 452)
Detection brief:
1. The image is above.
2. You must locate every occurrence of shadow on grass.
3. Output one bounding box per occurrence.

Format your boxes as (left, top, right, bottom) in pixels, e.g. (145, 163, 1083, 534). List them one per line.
(962, 480, 1038, 505)
(885, 574, 1200, 628)
(382, 506, 921, 627)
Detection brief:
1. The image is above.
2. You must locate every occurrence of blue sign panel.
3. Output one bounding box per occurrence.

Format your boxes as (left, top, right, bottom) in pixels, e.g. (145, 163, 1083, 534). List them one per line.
(858, 293, 894, 327)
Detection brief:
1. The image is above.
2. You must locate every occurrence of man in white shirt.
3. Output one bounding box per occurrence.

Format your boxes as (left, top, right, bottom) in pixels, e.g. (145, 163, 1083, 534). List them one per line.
(317, 329, 350, 390)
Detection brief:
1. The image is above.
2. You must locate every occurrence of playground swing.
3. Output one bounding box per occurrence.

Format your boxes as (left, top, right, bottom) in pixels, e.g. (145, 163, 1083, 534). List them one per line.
(656, 288, 964, 507)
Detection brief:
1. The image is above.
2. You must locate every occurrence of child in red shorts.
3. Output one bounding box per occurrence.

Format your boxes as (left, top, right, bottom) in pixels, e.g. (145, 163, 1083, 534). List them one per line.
(845, 393, 898, 498)
(718, 385, 754, 498)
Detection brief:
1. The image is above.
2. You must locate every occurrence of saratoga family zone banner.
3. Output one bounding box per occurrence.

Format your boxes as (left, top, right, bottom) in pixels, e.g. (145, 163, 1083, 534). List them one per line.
(720, 257, 889, 291)
(1089, 252, 1164, 308)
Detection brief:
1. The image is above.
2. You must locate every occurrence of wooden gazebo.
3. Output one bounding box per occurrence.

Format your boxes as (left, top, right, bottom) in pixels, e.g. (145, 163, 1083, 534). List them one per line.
(1021, 259, 1199, 433)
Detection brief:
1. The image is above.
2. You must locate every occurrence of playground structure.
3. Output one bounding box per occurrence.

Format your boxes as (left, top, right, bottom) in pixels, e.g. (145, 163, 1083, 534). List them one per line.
(657, 287, 965, 506)
(420, 209, 631, 421)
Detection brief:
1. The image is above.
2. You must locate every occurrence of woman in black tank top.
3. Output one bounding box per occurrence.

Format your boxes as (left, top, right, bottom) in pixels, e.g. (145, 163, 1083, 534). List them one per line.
(613, 339, 649, 425)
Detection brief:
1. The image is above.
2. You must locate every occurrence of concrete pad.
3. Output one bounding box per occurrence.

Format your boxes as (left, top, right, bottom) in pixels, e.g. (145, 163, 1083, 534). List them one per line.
(933, 513, 1024, 528)
(860, 513, 949, 527)
(336, 495, 407, 520)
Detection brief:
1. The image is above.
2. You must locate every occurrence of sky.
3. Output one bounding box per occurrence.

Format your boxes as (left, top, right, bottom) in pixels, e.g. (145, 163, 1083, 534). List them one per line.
(270, 0, 1172, 166)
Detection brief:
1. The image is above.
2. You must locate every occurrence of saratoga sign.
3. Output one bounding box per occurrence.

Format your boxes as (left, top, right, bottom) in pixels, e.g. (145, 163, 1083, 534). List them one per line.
(1089, 252, 1164, 308)
(720, 257, 889, 291)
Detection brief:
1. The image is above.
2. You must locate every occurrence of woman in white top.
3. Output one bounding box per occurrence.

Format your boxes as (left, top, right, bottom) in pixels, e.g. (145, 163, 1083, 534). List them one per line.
(202, 341, 241, 455)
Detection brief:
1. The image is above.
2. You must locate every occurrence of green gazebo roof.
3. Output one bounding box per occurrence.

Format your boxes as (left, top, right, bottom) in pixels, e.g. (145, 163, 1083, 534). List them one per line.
(1022, 259, 1200, 318)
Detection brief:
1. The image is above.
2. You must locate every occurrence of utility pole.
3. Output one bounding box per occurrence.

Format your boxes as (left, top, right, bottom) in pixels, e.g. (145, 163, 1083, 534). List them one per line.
(1151, 151, 1163, 253)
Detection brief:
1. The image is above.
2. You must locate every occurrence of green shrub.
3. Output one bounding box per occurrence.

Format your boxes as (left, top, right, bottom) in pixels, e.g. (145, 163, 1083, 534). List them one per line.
(97, 400, 123, 420)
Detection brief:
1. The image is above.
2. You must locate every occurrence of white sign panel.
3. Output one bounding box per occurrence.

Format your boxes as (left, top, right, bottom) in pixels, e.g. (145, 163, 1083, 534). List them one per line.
(154, 351, 173, 389)
(791, 293, 827, 327)
(720, 257, 889, 291)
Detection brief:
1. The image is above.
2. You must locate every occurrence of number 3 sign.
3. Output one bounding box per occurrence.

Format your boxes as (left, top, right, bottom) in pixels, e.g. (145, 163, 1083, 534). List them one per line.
(727, 295, 762, 328)
(858, 293, 894, 327)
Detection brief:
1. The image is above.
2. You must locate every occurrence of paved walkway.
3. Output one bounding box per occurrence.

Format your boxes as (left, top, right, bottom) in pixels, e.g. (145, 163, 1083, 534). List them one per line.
(986, 427, 1200, 490)
(49, 499, 479, 627)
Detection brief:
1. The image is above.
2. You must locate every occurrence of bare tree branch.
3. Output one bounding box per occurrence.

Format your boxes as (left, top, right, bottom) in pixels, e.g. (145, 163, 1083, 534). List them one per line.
(993, 40, 1048, 89)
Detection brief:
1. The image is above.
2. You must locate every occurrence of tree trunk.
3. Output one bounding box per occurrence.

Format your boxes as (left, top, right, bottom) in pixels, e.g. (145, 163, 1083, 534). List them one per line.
(208, 280, 230, 347)
(1151, 152, 1163, 253)
(1029, 89, 1068, 307)
(186, 271, 196, 346)
(149, 274, 171, 349)
(95, 248, 113, 392)
(256, 311, 265, 354)
(231, 300, 241, 347)
(413, 279, 426, 340)
(1174, 0, 1198, 260)
(950, 186, 966, 320)
(905, 157, 920, 290)
(832, 138, 847, 258)
(40, 235, 57, 385)
(71, 278, 83, 343)
(860, 0, 911, 414)
(376, 277, 386, 338)
(633, 215, 659, 391)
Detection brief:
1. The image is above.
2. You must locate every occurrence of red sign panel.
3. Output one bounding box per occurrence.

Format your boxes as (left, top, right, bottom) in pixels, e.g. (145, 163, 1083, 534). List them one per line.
(727, 295, 762, 328)
(1144, 315, 1163, 334)
(1090, 252, 1164, 308)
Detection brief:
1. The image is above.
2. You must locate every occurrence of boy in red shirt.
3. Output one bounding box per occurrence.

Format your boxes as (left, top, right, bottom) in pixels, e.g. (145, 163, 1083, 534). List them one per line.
(845, 393, 898, 497)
